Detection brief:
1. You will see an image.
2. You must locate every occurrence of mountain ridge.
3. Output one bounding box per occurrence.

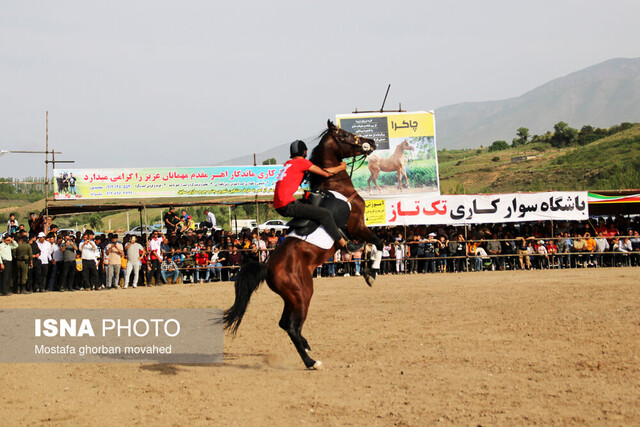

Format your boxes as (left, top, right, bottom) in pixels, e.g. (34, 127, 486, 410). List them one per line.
(436, 57, 640, 148)
(217, 57, 640, 165)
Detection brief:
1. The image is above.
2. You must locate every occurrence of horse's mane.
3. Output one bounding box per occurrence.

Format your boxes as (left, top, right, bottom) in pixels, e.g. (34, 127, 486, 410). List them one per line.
(309, 127, 331, 165)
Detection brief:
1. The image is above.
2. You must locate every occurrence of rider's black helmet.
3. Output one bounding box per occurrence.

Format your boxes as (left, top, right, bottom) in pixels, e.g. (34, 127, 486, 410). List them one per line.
(290, 140, 308, 158)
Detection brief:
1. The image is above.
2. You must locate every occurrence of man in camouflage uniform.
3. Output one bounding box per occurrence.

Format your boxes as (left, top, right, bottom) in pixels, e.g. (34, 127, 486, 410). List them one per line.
(15, 235, 33, 294)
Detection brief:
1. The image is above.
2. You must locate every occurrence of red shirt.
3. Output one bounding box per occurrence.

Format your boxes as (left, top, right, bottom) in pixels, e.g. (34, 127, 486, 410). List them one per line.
(273, 158, 313, 209)
(195, 251, 209, 266)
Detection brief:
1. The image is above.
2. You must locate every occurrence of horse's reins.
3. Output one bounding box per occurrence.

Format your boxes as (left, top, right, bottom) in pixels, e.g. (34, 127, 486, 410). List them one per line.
(333, 132, 371, 178)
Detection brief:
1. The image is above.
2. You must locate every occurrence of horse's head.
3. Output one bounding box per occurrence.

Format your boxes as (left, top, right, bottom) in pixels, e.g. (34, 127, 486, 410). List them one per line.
(400, 140, 415, 151)
(327, 120, 376, 159)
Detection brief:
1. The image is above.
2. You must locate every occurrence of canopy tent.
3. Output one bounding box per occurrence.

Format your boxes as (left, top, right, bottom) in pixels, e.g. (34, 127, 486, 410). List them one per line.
(46, 197, 271, 216)
(588, 190, 640, 216)
(44, 196, 274, 236)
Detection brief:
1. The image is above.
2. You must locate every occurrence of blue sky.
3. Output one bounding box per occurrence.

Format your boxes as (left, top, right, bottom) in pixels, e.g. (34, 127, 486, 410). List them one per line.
(1, 0, 639, 178)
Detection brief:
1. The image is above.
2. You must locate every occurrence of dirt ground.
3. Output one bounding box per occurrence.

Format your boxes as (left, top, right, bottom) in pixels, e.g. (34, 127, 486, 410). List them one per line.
(1, 268, 639, 426)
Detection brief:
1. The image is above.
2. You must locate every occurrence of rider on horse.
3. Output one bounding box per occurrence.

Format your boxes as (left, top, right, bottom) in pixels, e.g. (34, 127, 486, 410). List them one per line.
(274, 140, 363, 253)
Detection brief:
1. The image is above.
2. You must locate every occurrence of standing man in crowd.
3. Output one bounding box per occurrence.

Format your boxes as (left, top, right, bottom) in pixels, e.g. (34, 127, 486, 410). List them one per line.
(148, 231, 164, 286)
(486, 233, 503, 270)
(79, 231, 100, 290)
(15, 235, 33, 294)
(105, 234, 124, 289)
(29, 234, 41, 292)
(0, 233, 18, 295)
(36, 232, 53, 292)
(424, 232, 439, 273)
(227, 245, 242, 281)
(28, 213, 37, 234)
(164, 206, 179, 235)
(60, 233, 78, 291)
(48, 234, 63, 291)
(7, 213, 19, 235)
(124, 235, 144, 288)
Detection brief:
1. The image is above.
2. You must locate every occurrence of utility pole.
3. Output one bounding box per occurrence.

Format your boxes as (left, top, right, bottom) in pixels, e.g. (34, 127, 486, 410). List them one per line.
(43, 111, 74, 218)
(45, 112, 49, 218)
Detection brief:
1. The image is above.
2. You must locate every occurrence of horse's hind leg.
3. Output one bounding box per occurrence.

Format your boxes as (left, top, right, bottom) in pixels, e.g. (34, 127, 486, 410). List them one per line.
(285, 310, 319, 369)
(279, 303, 310, 352)
(280, 281, 320, 369)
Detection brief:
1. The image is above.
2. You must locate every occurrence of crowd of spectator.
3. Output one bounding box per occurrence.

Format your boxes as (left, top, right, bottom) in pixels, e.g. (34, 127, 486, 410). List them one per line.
(360, 215, 640, 276)
(1, 208, 639, 296)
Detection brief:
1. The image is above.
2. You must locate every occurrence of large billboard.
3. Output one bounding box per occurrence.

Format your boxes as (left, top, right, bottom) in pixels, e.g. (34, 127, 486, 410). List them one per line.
(336, 111, 439, 198)
(364, 192, 589, 226)
(52, 166, 281, 200)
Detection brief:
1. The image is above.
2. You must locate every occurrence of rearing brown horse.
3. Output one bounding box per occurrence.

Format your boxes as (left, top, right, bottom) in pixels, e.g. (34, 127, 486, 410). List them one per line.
(224, 120, 384, 369)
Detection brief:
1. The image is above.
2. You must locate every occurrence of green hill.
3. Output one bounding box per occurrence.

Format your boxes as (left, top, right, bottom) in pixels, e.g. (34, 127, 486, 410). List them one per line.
(438, 123, 640, 194)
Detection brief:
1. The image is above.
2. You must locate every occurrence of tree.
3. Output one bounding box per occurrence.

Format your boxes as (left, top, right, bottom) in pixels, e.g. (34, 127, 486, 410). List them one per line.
(262, 158, 277, 165)
(550, 121, 578, 147)
(511, 127, 530, 147)
(578, 125, 598, 145)
(88, 213, 103, 231)
(489, 140, 509, 152)
(608, 122, 634, 135)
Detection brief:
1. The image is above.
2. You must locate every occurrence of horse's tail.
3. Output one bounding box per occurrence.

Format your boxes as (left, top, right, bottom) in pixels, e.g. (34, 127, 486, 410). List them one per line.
(223, 261, 268, 334)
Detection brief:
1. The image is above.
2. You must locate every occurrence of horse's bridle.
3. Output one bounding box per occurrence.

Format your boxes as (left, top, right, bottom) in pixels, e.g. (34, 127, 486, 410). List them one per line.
(333, 130, 373, 157)
(332, 129, 374, 177)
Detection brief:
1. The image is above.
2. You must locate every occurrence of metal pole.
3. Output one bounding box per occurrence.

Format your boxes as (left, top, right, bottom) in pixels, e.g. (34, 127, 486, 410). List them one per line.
(139, 208, 145, 241)
(380, 84, 391, 112)
(233, 205, 238, 236)
(403, 224, 407, 272)
(254, 153, 259, 228)
(464, 224, 469, 272)
(45, 111, 49, 220)
(52, 149, 55, 194)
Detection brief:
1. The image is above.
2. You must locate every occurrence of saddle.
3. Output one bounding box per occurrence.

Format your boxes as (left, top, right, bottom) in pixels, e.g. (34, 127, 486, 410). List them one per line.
(287, 191, 351, 237)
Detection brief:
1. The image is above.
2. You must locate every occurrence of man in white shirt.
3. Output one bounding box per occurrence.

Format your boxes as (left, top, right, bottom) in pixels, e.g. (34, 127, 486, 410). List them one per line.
(124, 236, 145, 288)
(37, 232, 53, 292)
(79, 231, 101, 290)
(0, 233, 18, 295)
(594, 231, 610, 267)
(48, 235, 64, 291)
(201, 209, 217, 229)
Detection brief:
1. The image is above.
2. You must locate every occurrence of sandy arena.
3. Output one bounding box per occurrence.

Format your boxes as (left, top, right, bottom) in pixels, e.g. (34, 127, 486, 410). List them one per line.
(1, 268, 639, 425)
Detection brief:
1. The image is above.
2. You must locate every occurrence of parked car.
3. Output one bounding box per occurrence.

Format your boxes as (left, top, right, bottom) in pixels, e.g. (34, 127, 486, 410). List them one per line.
(258, 219, 289, 231)
(57, 228, 80, 237)
(231, 220, 257, 234)
(151, 223, 168, 234)
(125, 225, 162, 237)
